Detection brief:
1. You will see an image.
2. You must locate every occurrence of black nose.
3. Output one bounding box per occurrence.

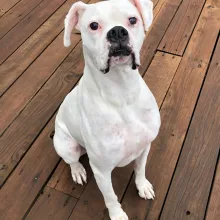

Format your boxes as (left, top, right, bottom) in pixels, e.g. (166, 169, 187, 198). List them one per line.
(107, 26, 128, 43)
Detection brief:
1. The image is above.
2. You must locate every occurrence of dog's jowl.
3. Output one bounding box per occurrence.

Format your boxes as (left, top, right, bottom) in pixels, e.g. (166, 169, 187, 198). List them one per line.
(54, 0, 160, 219)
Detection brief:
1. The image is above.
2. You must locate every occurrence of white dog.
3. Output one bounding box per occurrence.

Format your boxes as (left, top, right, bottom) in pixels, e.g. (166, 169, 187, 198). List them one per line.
(54, 0, 160, 219)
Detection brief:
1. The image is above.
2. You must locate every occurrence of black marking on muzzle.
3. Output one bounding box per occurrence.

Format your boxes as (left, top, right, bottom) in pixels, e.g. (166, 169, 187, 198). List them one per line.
(102, 58, 110, 74)
(131, 53, 139, 70)
(109, 46, 132, 57)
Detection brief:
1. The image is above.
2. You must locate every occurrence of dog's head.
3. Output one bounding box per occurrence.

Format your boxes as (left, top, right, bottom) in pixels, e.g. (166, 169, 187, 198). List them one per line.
(64, 0, 153, 73)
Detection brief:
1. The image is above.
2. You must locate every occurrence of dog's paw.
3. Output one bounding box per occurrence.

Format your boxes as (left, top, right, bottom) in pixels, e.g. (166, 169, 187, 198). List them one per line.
(70, 162, 87, 185)
(110, 210, 128, 220)
(136, 178, 155, 200)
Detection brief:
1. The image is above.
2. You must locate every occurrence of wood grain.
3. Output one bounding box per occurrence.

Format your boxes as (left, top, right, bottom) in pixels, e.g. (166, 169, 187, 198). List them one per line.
(0, 43, 84, 187)
(66, 52, 181, 219)
(47, 160, 66, 189)
(0, 0, 43, 39)
(0, 1, 219, 219)
(143, 52, 181, 105)
(121, 1, 220, 219)
(48, 156, 93, 199)
(158, 0, 206, 55)
(0, 116, 60, 220)
(26, 186, 77, 220)
(0, 0, 66, 65)
(0, 0, 22, 17)
(0, 0, 87, 96)
(138, 0, 182, 75)
(206, 156, 220, 220)
(160, 36, 220, 220)
(0, 30, 79, 135)
(151, 0, 160, 7)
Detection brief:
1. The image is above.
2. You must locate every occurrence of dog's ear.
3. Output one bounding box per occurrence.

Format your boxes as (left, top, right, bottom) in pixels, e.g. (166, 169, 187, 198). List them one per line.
(64, 1, 87, 47)
(129, 0, 153, 31)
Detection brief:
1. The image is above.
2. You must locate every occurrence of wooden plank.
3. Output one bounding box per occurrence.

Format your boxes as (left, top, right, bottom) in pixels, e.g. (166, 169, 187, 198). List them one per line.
(160, 37, 220, 220)
(121, 1, 220, 219)
(47, 160, 67, 189)
(0, 0, 66, 65)
(0, 42, 84, 187)
(0, 0, 21, 17)
(138, 0, 182, 75)
(206, 156, 220, 220)
(144, 52, 181, 104)
(0, 0, 43, 39)
(0, 116, 60, 220)
(25, 186, 77, 220)
(158, 0, 206, 55)
(66, 52, 181, 219)
(48, 156, 93, 199)
(151, 0, 160, 7)
(0, 30, 79, 135)
(0, 0, 87, 97)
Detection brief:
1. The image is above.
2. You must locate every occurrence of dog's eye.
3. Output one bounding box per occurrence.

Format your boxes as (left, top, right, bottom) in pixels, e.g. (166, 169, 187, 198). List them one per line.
(90, 22, 99, 30)
(129, 17, 137, 25)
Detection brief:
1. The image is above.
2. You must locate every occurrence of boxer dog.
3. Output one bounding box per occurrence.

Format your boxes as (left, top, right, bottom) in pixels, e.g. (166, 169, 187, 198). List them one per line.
(54, 0, 160, 219)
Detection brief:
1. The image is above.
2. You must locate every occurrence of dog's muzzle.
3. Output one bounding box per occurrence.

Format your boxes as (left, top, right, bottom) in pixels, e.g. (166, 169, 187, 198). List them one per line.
(102, 26, 139, 74)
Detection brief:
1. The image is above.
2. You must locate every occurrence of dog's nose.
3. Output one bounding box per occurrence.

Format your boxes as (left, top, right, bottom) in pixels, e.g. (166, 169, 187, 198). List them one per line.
(107, 26, 128, 43)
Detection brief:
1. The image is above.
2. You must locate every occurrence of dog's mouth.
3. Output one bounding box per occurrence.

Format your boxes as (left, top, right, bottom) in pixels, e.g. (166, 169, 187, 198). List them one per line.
(109, 46, 132, 57)
(102, 47, 139, 74)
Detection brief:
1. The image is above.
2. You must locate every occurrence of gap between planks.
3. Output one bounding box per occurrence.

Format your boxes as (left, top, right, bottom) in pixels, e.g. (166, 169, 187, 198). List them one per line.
(0, 0, 23, 17)
(205, 150, 220, 220)
(0, 0, 44, 40)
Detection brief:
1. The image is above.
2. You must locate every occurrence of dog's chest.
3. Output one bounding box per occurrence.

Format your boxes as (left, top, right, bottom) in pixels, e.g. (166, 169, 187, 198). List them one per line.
(82, 104, 160, 165)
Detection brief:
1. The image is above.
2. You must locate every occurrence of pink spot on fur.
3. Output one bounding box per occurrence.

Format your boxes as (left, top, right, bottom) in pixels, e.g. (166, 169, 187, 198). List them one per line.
(73, 145, 81, 153)
(68, 138, 80, 154)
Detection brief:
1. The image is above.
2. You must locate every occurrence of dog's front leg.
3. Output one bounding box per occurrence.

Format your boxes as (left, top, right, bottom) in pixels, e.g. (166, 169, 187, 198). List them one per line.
(134, 144, 155, 200)
(90, 162, 128, 220)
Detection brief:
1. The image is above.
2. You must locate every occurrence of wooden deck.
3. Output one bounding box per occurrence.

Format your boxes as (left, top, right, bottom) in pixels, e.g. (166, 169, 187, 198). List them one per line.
(0, 0, 219, 219)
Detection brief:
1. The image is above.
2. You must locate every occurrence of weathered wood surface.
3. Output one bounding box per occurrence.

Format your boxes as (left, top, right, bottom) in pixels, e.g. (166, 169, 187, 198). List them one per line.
(206, 155, 220, 220)
(160, 33, 220, 220)
(0, 0, 43, 39)
(0, 42, 83, 187)
(0, 0, 66, 65)
(0, 0, 22, 17)
(0, 0, 219, 219)
(26, 187, 77, 220)
(47, 156, 93, 199)
(0, 0, 87, 97)
(158, 0, 207, 55)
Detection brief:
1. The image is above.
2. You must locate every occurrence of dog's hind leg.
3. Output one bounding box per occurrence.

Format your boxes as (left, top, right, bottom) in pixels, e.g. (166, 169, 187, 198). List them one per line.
(53, 122, 87, 185)
(134, 144, 155, 200)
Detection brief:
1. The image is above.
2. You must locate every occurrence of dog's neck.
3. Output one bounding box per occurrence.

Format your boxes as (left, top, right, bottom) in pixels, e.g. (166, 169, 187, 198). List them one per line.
(82, 53, 141, 107)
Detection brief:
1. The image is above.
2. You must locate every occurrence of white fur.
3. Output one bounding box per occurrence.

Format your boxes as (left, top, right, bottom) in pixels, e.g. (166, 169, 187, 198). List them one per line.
(54, 0, 160, 219)
(130, 0, 153, 31)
